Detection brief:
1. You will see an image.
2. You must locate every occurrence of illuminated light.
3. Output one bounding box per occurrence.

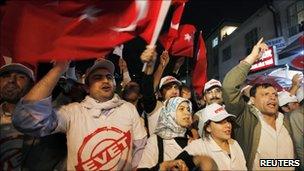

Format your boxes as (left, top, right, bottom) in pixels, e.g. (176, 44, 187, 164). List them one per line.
(220, 26, 238, 40)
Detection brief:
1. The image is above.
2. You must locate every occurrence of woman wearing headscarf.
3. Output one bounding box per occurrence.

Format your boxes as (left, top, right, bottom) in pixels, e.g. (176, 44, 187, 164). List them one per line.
(137, 97, 192, 170)
(176, 103, 247, 170)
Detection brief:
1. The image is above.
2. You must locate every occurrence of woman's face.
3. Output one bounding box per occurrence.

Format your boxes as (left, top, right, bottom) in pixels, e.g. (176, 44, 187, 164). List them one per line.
(206, 118, 232, 141)
(175, 102, 192, 128)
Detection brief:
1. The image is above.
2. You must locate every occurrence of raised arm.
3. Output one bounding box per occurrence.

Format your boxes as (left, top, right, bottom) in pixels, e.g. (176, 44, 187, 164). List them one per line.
(24, 61, 70, 102)
(289, 73, 302, 96)
(12, 61, 70, 137)
(140, 47, 158, 113)
(153, 50, 170, 91)
(222, 38, 268, 116)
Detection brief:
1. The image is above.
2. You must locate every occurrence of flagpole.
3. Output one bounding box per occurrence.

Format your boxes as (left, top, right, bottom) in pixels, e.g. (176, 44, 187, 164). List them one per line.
(142, 0, 172, 72)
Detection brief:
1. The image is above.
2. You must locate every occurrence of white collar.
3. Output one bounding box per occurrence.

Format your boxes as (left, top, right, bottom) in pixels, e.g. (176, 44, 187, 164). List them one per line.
(81, 94, 124, 118)
(206, 136, 234, 152)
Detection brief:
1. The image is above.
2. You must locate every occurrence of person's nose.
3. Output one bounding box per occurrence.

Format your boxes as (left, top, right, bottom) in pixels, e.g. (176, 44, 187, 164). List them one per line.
(7, 74, 17, 83)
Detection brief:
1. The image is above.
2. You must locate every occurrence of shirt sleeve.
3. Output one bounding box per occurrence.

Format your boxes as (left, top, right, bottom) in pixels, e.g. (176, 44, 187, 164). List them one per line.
(222, 62, 250, 117)
(184, 139, 207, 156)
(12, 96, 68, 137)
(137, 135, 159, 169)
(130, 104, 148, 168)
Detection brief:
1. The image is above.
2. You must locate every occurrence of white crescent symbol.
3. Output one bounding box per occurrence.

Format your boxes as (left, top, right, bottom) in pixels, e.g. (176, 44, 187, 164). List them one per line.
(170, 22, 179, 30)
(3, 56, 12, 64)
(113, 0, 148, 32)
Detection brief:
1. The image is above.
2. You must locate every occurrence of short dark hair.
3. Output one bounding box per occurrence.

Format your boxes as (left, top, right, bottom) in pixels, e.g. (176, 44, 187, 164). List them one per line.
(121, 82, 140, 100)
(180, 84, 191, 91)
(159, 82, 180, 100)
(249, 83, 274, 97)
(202, 120, 211, 138)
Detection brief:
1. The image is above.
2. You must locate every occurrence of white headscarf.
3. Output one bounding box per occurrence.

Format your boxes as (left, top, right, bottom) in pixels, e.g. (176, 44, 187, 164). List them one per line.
(154, 97, 192, 139)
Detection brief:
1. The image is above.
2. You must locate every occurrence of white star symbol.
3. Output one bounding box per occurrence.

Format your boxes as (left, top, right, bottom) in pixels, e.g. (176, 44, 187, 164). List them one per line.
(79, 6, 102, 22)
(184, 33, 192, 42)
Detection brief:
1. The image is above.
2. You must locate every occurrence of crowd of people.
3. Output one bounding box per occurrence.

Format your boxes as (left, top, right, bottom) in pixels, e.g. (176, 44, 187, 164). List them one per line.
(0, 38, 303, 171)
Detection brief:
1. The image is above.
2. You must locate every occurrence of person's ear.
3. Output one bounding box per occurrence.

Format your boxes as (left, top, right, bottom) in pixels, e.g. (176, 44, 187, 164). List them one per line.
(84, 84, 89, 94)
(250, 97, 255, 105)
(206, 125, 212, 133)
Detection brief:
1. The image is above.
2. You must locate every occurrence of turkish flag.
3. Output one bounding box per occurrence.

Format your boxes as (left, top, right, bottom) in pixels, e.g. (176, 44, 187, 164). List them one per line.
(192, 31, 207, 95)
(0, 56, 5, 66)
(161, 2, 186, 49)
(159, 24, 196, 57)
(0, 0, 163, 63)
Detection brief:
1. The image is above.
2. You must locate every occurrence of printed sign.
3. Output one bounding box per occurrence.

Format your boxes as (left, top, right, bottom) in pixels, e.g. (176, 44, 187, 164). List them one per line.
(250, 46, 277, 72)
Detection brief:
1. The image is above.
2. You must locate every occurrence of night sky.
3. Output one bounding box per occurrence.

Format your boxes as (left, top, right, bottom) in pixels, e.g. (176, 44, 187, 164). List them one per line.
(183, 0, 269, 37)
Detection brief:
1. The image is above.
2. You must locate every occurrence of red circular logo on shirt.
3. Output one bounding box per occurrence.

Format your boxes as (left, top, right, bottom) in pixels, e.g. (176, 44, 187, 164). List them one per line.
(76, 127, 131, 171)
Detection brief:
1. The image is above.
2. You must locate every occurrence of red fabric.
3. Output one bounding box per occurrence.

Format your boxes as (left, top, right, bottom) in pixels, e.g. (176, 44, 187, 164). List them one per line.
(138, 0, 163, 44)
(159, 24, 196, 57)
(290, 55, 304, 70)
(192, 31, 207, 96)
(162, 2, 186, 49)
(1, 0, 162, 63)
(0, 56, 5, 66)
(300, 35, 304, 45)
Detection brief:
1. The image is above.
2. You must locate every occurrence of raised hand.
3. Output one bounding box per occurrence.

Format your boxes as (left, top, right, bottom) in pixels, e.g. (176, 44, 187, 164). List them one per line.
(160, 50, 170, 67)
(52, 60, 71, 75)
(292, 73, 302, 88)
(140, 45, 157, 63)
(244, 37, 269, 65)
(119, 57, 128, 74)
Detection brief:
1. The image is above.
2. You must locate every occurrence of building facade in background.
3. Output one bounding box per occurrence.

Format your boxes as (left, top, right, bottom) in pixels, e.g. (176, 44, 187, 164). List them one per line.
(205, 0, 303, 81)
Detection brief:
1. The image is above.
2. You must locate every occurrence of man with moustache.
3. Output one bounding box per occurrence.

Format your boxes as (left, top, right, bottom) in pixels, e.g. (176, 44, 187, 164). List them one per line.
(0, 63, 35, 170)
(12, 59, 147, 170)
(194, 79, 224, 137)
(222, 38, 294, 170)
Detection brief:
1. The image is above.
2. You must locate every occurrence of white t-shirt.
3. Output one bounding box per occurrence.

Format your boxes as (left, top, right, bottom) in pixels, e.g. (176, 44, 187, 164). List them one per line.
(252, 112, 294, 170)
(138, 134, 186, 168)
(194, 108, 205, 137)
(147, 101, 163, 135)
(0, 104, 24, 171)
(54, 96, 147, 170)
(184, 137, 247, 170)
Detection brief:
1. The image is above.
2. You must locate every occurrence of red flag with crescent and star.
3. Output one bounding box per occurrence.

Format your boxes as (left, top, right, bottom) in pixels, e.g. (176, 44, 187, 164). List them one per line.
(0, 0, 165, 63)
(192, 31, 207, 95)
(159, 24, 196, 57)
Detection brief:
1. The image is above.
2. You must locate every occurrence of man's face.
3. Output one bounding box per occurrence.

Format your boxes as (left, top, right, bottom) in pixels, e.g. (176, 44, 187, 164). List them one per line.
(252, 86, 278, 115)
(204, 86, 223, 105)
(161, 83, 180, 101)
(181, 88, 191, 100)
(87, 68, 115, 102)
(281, 102, 300, 113)
(0, 71, 32, 103)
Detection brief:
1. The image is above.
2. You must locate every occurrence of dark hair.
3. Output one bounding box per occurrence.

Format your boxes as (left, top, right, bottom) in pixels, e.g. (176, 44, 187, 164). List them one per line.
(249, 83, 274, 97)
(121, 82, 140, 100)
(159, 82, 180, 100)
(202, 120, 211, 139)
(180, 84, 191, 91)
